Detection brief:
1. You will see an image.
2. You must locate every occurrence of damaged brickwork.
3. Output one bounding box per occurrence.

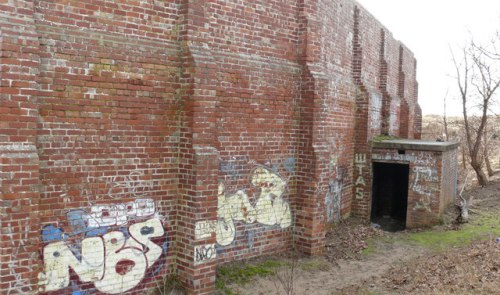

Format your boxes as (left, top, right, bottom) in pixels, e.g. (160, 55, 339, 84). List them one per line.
(1, 0, 423, 294)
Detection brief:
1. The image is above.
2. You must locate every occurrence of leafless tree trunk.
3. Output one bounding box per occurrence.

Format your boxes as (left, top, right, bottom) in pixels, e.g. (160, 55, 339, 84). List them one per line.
(452, 40, 500, 186)
(461, 146, 468, 170)
(483, 126, 495, 176)
(457, 172, 473, 223)
(443, 91, 449, 141)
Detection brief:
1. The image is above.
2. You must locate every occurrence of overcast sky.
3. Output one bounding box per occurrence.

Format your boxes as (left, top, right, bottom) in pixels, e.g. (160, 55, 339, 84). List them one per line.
(355, 0, 500, 116)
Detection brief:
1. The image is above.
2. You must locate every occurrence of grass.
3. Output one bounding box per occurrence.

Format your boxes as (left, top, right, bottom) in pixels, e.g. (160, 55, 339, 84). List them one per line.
(406, 210, 500, 251)
(153, 274, 185, 295)
(216, 256, 332, 293)
(362, 208, 500, 256)
(299, 259, 331, 271)
(216, 259, 284, 294)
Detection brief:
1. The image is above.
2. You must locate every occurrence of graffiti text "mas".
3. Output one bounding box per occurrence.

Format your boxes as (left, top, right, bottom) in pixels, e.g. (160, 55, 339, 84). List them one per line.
(38, 218, 165, 294)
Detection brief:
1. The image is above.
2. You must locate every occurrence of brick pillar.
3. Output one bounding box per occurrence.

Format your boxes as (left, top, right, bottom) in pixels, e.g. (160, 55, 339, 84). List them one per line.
(0, 1, 41, 293)
(293, 0, 329, 256)
(398, 45, 410, 139)
(414, 104, 422, 139)
(294, 66, 328, 255)
(351, 6, 372, 219)
(176, 2, 219, 293)
(379, 29, 391, 135)
(399, 100, 410, 138)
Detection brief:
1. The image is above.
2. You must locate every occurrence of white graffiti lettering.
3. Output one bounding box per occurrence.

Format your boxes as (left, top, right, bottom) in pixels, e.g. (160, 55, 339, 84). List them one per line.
(38, 218, 165, 294)
(105, 171, 155, 199)
(354, 154, 367, 200)
(412, 166, 438, 212)
(195, 221, 217, 240)
(354, 153, 367, 164)
(87, 199, 155, 227)
(7, 221, 33, 294)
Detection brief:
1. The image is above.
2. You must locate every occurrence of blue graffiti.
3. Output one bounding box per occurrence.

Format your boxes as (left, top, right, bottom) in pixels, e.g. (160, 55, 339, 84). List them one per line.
(247, 230, 255, 249)
(41, 225, 67, 242)
(283, 157, 296, 174)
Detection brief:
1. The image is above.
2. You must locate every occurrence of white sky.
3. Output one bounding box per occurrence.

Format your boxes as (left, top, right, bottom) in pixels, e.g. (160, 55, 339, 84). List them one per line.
(355, 0, 500, 116)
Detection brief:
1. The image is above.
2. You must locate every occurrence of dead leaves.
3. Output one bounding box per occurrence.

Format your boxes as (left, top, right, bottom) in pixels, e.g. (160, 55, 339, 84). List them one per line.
(382, 239, 500, 294)
(325, 218, 385, 261)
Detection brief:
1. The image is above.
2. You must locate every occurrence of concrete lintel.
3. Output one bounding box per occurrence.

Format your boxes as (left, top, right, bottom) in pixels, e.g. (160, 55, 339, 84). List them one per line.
(372, 139, 460, 152)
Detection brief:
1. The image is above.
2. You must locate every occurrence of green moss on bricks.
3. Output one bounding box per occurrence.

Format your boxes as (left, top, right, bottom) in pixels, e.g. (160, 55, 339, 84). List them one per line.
(372, 135, 401, 142)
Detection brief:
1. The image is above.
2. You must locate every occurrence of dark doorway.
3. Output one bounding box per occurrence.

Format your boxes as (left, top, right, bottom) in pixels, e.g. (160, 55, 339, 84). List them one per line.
(371, 162, 409, 231)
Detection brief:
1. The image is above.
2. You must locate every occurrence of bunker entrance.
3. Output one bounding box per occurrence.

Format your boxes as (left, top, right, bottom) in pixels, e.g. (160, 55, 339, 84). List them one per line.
(371, 162, 409, 232)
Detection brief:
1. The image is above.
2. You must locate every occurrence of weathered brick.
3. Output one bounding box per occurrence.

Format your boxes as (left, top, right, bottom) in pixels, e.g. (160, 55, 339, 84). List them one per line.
(0, 0, 424, 294)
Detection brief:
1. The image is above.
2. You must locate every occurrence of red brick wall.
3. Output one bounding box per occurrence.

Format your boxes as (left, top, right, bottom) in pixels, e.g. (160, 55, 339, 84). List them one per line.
(1, 1, 42, 294)
(400, 45, 419, 139)
(1, 0, 421, 294)
(384, 32, 401, 136)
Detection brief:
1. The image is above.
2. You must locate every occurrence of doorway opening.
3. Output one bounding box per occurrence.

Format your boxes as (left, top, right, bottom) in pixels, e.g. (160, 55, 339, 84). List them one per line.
(371, 162, 409, 232)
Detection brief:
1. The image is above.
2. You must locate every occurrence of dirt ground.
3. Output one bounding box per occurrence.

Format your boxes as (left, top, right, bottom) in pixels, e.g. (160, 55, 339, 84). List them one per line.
(226, 177, 500, 295)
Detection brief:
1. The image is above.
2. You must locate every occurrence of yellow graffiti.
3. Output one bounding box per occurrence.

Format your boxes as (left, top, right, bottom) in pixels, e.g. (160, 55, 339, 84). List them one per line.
(216, 166, 292, 246)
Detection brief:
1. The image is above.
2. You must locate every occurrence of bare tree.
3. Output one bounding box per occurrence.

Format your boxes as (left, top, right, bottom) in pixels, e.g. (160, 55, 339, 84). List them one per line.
(443, 90, 450, 141)
(451, 39, 500, 186)
(483, 122, 495, 176)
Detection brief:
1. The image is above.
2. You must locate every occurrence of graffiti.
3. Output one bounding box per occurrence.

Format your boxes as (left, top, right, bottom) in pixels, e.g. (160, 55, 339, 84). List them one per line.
(283, 157, 296, 174)
(372, 152, 415, 162)
(105, 171, 155, 199)
(354, 154, 367, 199)
(195, 220, 217, 240)
(370, 93, 382, 131)
(322, 156, 346, 223)
(216, 184, 256, 246)
(413, 166, 438, 183)
(38, 218, 165, 294)
(326, 180, 343, 222)
(78, 171, 156, 209)
(412, 166, 438, 212)
(220, 157, 296, 182)
(247, 230, 255, 249)
(6, 221, 33, 295)
(38, 196, 167, 294)
(194, 244, 217, 265)
(51, 199, 157, 238)
(252, 166, 292, 227)
(216, 165, 292, 246)
(220, 161, 239, 179)
(87, 199, 156, 227)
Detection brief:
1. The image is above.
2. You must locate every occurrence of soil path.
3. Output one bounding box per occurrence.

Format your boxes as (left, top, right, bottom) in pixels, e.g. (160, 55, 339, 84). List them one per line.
(230, 237, 428, 295)
(228, 178, 500, 295)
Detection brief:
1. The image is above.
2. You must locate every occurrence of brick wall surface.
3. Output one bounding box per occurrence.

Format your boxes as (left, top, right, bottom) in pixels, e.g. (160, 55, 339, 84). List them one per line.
(1, 0, 422, 294)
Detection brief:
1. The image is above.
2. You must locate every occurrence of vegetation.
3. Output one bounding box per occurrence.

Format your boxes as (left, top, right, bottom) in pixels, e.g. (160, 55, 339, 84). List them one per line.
(449, 31, 500, 186)
(216, 260, 284, 294)
(371, 134, 401, 142)
(153, 274, 186, 295)
(406, 210, 500, 251)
